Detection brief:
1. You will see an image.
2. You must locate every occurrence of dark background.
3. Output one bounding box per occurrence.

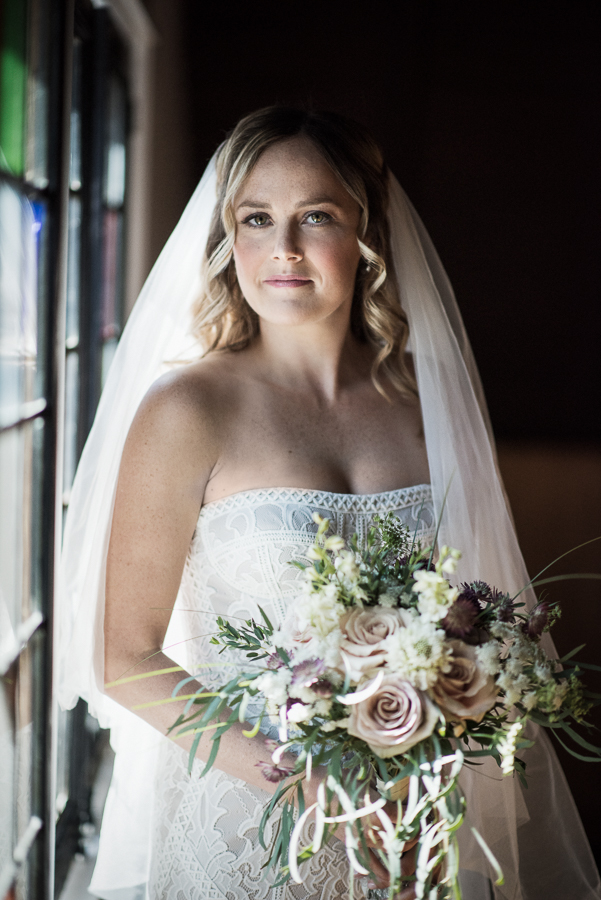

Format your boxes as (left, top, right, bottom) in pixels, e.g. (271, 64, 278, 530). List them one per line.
(142, 0, 601, 863)
(170, 0, 600, 442)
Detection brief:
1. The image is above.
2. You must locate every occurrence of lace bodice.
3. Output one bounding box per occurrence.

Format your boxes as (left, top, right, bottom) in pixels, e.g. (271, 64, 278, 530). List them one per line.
(150, 485, 435, 900)
(165, 484, 435, 680)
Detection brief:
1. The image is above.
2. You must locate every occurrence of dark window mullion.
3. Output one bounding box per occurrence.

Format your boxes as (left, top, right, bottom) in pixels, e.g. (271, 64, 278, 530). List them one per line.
(27, 0, 74, 897)
(78, 6, 108, 452)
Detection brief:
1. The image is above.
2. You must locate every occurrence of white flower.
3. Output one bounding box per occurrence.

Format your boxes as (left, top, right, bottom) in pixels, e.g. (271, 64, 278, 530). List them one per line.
(320, 720, 338, 732)
(506, 658, 525, 678)
(255, 667, 292, 707)
(321, 716, 351, 732)
(324, 535, 345, 552)
(533, 662, 553, 683)
(255, 669, 292, 706)
(412, 570, 458, 622)
(287, 702, 312, 724)
(335, 550, 360, 582)
(498, 721, 524, 775)
(490, 621, 514, 641)
(522, 691, 539, 711)
(294, 590, 346, 640)
(509, 636, 534, 663)
(291, 684, 320, 704)
(383, 612, 452, 690)
(475, 640, 503, 676)
(378, 593, 397, 608)
(314, 699, 333, 716)
(497, 671, 529, 708)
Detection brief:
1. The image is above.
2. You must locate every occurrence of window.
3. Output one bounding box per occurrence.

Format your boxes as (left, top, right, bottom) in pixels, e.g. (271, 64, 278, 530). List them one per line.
(55, 6, 131, 890)
(0, 0, 70, 896)
(0, 0, 154, 896)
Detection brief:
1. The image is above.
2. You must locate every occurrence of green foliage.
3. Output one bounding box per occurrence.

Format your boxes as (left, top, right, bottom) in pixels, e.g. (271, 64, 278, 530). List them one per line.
(166, 513, 601, 898)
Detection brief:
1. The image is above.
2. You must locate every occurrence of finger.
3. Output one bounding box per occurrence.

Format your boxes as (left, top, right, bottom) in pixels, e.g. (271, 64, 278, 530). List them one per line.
(365, 849, 390, 889)
(397, 887, 417, 900)
(400, 842, 418, 877)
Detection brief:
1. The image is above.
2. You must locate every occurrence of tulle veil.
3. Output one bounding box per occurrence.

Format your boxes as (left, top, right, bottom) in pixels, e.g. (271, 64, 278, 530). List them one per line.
(57, 155, 601, 899)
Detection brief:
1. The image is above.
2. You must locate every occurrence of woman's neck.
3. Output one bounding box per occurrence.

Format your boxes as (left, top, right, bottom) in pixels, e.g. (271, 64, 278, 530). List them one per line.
(247, 318, 371, 403)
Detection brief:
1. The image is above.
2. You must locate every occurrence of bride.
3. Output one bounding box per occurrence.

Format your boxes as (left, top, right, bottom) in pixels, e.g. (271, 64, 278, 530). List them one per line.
(58, 107, 601, 900)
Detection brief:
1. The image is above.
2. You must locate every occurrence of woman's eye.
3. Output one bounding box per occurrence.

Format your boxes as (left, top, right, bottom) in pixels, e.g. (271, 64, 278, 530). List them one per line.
(306, 211, 329, 225)
(245, 214, 270, 227)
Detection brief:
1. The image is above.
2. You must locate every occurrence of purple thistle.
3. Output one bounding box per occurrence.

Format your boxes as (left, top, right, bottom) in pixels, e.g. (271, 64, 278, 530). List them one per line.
(255, 760, 294, 783)
(522, 602, 550, 640)
(291, 658, 326, 689)
(442, 596, 479, 639)
(459, 581, 491, 604)
(491, 589, 515, 623)
(266, 653, 284, 670)
(312, 678, 335, 698)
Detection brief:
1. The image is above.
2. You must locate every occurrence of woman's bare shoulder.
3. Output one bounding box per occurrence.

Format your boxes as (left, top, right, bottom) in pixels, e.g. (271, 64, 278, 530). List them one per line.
(126, 351, 245, 462)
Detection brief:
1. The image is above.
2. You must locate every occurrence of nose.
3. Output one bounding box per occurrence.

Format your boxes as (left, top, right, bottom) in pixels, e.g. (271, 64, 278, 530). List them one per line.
(271, 221, 303, 262)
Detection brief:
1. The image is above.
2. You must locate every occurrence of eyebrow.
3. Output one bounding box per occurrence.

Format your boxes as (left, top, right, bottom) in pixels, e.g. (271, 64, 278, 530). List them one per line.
(236, 195, 342, 211)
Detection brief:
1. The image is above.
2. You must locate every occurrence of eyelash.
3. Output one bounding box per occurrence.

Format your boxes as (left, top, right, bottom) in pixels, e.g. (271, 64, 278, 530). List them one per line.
(241, 211, 331, 228)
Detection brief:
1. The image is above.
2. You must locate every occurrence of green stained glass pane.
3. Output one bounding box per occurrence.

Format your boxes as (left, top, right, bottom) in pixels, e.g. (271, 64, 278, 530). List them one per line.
(0, 0, 27, 176)
(25, 0, 50, 188)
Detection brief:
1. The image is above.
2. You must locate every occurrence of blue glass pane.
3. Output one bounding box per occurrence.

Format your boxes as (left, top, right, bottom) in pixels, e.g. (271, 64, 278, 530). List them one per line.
(31, 199, 47, 401)
(0, 183, 38, 427)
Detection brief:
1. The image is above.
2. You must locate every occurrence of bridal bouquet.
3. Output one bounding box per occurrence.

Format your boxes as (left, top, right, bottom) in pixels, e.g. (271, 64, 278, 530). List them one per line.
(169, 513, 601, 899)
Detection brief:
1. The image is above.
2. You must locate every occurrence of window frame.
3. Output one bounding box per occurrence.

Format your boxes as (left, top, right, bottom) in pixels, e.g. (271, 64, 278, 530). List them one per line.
(0, 1, 74, 898)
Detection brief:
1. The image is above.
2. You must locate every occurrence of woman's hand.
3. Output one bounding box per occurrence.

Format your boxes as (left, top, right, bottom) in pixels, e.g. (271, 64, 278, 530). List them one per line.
(364, 840, 418, 900)
(359, 800, 418, 899)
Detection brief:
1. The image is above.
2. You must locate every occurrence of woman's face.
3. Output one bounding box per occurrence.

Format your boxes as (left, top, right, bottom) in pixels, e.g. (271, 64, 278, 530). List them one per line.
(232, 137, 362, 329)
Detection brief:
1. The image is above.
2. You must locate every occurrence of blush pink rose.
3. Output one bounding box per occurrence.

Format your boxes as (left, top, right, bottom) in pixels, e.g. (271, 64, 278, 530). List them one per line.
(340, 606, 409, 678)
(430, 640, 498, 721)
(347, 674, 438, 758)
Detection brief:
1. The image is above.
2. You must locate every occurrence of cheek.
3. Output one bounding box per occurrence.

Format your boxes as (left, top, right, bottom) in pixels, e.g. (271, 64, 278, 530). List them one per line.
(232, 240, 259, 282)
(313, 236, 361, 285)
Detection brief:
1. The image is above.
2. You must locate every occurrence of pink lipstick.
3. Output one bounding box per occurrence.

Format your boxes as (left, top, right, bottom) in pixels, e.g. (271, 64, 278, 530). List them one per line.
(264, 276, 312, 288)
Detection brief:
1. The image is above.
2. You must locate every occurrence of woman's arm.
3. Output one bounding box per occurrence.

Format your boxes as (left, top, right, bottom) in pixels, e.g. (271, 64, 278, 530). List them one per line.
(103, 369, 399, 873)
(103, 370, 290, 795)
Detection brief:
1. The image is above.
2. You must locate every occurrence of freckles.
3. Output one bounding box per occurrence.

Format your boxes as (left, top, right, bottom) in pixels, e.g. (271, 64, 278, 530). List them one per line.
(233, 241, 259, 278)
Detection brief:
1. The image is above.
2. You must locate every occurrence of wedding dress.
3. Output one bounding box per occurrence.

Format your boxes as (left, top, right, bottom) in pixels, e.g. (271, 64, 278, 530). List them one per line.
(145, 484, 436, 900)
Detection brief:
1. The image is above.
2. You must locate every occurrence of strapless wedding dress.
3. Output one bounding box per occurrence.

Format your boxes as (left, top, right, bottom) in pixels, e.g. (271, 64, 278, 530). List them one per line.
(146, 484, 436, 900)
(91, 483, 601, 900)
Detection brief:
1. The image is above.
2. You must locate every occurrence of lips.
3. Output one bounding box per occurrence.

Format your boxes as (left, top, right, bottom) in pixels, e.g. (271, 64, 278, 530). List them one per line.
(264, 276, 312, 288)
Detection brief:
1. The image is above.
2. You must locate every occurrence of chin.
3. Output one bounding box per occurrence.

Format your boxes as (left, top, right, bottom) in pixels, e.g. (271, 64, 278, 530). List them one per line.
(249, 296, 331, 327)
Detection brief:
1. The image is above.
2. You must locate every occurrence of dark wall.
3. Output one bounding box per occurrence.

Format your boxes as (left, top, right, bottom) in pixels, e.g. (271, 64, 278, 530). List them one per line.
(175, 0, 601, 441)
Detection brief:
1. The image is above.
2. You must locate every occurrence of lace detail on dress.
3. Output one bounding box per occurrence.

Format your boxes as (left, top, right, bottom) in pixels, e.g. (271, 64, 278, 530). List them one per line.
(150, 485, 435, 900)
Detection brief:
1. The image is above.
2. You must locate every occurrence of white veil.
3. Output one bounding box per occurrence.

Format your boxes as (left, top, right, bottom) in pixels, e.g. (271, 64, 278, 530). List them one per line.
(57, 156, 601, 899)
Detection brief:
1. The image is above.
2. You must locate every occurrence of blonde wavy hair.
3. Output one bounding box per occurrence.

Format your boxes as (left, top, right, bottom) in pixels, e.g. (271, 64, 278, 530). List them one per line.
(191, 107, 416, 400)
